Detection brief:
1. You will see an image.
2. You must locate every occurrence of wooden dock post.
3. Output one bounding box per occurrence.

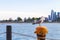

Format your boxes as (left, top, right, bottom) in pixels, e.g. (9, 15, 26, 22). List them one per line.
(6, 25, 12, 40)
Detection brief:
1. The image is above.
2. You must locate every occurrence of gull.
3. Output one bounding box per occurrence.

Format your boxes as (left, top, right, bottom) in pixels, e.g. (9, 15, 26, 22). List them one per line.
(33, 16, 45, 26)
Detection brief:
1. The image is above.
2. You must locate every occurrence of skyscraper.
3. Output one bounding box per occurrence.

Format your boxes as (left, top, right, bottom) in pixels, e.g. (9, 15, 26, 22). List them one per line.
(48, 15, 51, 20)
(48, 15, 52, 22)
(51, 10, 57, 21)
(51, 10, 54, 21)
(57, 12, 60, 18)
(54, 12, 57, 20)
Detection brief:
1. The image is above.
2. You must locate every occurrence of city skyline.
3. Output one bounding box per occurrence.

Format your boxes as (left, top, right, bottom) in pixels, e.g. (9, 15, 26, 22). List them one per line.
(48, 9, 60, 22)
(0, 0, 60, 20)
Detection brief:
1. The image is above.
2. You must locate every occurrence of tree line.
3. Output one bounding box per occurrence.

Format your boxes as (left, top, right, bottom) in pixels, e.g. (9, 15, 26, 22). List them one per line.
(0, 17, 48, 23)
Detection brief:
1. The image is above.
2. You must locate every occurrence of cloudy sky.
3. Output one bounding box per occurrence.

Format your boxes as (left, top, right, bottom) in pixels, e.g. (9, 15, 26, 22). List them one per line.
(0, 0, 60, 20)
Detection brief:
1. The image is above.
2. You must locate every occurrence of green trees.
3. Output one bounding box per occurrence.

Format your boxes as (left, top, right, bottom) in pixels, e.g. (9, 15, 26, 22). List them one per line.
(0, 17, 50, 23)
(17, 17, 22, 21)
(23, 17, 41, 23)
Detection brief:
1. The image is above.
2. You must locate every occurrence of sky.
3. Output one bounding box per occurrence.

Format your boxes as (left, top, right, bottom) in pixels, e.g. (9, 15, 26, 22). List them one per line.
(0, 0, 60, 20)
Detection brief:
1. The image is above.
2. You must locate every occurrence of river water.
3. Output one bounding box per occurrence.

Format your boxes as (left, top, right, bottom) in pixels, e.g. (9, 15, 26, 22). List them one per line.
(0, 23, 60, 40)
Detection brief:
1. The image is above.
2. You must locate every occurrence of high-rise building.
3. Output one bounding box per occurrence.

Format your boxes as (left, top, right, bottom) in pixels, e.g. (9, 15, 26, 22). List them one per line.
(54, 12, 57, 20)
(51, 10, 54, 21)
(57, 12, 60, 18)
(48, 15, 51, 20)
(48, 15, 52, 22)
(51, 10, 57, 21)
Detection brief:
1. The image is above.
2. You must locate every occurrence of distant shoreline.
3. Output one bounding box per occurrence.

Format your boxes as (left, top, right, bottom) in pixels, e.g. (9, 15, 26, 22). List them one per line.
(0, 22, 60, 23)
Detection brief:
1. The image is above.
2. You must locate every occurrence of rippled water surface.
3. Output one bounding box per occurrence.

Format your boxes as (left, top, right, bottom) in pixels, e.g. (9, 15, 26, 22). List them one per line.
(0, 23, 60, 40)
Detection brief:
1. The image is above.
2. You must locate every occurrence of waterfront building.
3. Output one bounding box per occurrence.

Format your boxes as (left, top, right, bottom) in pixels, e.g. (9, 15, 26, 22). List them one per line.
(51, 10, 57, 21)
(48, 15, 52, 22)
(57, 12, 60, 18)
(51, 10, 54, 21)
(48, 15, 51, 20)
(53, 12, 57, 20)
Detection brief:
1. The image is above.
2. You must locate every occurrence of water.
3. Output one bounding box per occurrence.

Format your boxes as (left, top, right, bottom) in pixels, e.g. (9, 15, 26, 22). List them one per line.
(0, 23, 60, 40)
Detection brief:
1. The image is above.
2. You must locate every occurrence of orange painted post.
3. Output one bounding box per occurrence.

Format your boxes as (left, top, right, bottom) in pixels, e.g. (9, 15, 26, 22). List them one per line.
(6, 25, 12, 40)
(34, 26, 48, 40)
